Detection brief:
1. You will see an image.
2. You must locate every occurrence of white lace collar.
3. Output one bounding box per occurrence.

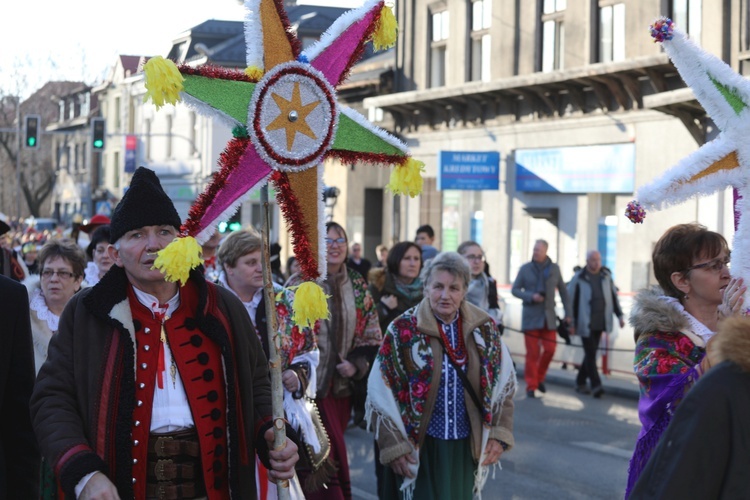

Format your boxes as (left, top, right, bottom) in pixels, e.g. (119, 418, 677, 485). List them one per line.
(84, 262, 100, 286)
(29, 288, 60, 332)
(660, 296, 715, 343)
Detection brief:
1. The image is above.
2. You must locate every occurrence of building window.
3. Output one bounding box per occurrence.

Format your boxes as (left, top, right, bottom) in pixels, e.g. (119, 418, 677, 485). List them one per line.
(368, 106, 384, 122)
(145, 119, 152, 161)
(166, 115, 173, 159)
(741, 1, 750, 74)
(81, 93, 90, 117)
(430, 9, 449, 88)
(671, 0, 701, 42)
(541, 0, 565, 72)
(113, 151, 120, 189)
(190, 112, 197, 156)
(115, 97, 121, 132)
(599, 1, 625, 63)
(470, 0, 491, 81)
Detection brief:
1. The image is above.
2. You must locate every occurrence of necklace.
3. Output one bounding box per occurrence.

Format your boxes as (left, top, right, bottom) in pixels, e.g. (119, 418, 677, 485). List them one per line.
(153, 303, 178, 389)
(439, 317, 467, 366)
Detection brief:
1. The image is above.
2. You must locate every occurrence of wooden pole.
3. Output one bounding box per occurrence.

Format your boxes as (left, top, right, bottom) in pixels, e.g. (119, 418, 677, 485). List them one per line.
(260, 185, 291, 499)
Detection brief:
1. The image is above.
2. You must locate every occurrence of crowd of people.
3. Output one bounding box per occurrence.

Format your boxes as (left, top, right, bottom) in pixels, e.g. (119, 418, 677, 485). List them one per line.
(0, 171, 516, 500)
(4, 173, 750, 499)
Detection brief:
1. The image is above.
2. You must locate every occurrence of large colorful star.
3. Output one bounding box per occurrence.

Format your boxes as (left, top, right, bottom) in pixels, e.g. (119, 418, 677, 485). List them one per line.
(144, 0, 421, 292)
(628, 18, 750, 308)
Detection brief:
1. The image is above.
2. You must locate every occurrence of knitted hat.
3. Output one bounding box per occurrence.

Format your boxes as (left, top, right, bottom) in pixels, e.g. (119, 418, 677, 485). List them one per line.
(110, 167, 181, 243)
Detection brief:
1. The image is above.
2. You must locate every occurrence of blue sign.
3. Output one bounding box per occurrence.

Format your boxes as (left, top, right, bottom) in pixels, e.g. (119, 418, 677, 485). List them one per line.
(515, 143, 635, 193)
(438, 151, 500, 191)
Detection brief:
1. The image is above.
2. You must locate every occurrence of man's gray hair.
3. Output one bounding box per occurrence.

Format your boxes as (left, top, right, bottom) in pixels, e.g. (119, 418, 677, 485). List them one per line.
(421, 251, 471, 290)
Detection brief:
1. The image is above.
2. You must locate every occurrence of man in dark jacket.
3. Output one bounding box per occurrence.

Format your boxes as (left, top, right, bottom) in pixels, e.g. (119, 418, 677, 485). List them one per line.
(630, 315, 750, 499)
(567, 250, 625, 397)
(512, 239, 572, 398)
(0, 275, 39, 498)
(30, 168, 297, 499)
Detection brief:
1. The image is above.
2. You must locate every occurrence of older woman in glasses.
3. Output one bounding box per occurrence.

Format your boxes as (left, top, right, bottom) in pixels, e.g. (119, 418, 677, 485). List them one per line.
(626, 223, 745, 497)
(287, 221, 382, 500)
(24, 239, 87, 374)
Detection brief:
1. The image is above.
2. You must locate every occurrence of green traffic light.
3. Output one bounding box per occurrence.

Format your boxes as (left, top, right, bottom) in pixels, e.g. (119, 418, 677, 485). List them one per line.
(27, 137, 36, 147)
(93, 139, 103, 148)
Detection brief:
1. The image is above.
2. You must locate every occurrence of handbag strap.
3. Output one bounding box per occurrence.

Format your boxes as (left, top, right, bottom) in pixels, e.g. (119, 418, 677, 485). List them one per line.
(436, 336, 483, 413)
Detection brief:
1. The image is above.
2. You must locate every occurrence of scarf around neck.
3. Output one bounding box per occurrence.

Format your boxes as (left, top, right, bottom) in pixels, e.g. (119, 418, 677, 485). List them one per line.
(395, 277, 423, 302)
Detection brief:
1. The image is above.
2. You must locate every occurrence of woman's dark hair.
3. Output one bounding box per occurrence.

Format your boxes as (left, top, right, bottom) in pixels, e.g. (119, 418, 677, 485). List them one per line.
(39, 238, 87, 278)
(652, 223, 729, 299)
(86, 224, 111, 260)
(386, 241, 423, 277)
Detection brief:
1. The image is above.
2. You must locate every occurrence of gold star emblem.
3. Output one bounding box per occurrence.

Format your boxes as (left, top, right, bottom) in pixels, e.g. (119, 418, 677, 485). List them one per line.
(267, 82, 320, 151)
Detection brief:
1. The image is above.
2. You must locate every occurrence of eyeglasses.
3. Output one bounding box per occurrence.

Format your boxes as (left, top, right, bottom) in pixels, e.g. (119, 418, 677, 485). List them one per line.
(464, 254, 484, 262)
(325, 237, 346, 246)
(41, 269, 77, 280)
(684, 256, 731, 273)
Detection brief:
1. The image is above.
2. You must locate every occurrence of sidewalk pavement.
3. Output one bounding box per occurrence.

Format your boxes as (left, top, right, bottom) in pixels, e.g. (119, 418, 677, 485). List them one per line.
(511, 355, 641, 401)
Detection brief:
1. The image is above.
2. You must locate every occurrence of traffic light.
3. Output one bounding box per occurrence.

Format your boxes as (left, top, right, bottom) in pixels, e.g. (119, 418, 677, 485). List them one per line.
(24, 115, 40, 148)
(91, 118, 106, 150)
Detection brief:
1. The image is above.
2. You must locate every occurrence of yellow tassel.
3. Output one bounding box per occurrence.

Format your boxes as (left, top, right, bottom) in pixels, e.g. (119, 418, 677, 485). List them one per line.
(372, 4, 398, 51)
(153, 236, 203, 286)
(143, 56, 184, 110)
(386, 158, 424, 197)
(244, 66, 264, 81)
(287, 281, 330, 329)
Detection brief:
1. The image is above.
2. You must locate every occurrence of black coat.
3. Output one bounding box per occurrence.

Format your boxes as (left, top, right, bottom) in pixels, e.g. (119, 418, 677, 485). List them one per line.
(631, 359, 750, 499)
(0, 275, 39, 498)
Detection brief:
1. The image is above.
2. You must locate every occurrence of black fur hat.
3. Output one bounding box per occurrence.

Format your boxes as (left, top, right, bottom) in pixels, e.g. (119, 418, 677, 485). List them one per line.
(110, 167, 181, 242)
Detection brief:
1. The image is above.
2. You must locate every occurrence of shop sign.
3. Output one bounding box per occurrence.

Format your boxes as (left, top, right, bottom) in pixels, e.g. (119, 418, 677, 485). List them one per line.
(515, 143, 635, 193)
(438, 151, 500, 190)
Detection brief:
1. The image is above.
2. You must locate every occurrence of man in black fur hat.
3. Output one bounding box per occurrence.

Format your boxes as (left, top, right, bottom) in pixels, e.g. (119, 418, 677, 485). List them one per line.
(31, 167, 298, 499)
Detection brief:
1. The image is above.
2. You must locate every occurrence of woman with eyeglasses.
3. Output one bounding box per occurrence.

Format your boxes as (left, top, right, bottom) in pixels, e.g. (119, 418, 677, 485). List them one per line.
(457, 241, 503, 328)
(287, 221, 382, 500)
(24, 238, 87, 374)
(625, 223, 745, 497)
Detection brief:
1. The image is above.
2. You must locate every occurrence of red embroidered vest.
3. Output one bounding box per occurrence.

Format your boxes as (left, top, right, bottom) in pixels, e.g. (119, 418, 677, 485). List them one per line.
(128, 281, 230, 499)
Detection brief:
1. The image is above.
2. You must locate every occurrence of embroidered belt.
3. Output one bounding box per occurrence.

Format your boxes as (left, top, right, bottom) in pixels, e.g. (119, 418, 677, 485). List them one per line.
(148, 430, 200, 458)
(148, 460, 196, 481)
(146, 429, 205, 500)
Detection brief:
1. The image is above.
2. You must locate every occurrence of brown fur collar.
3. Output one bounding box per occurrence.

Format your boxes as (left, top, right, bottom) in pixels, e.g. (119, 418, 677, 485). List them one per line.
(368, 267, 386, 292)
(629, 287, 690, 342)
(714, 316, 750, 372)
